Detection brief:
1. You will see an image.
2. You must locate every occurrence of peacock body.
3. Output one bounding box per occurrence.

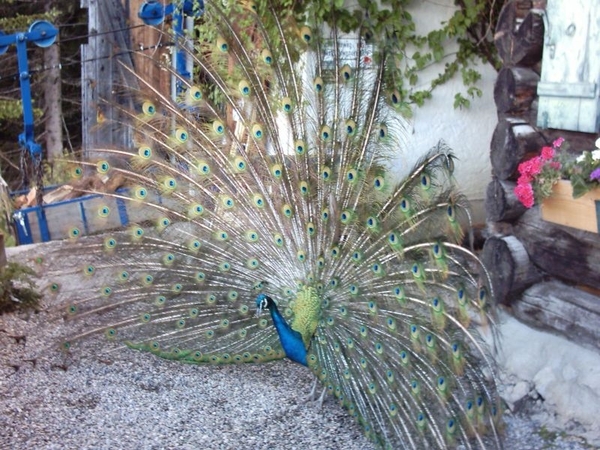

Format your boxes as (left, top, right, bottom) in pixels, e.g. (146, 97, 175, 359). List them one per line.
(42, 1, 502, 448)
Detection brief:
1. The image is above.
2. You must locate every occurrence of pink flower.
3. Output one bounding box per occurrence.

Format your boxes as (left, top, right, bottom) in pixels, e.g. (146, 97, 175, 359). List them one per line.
(514, 181, 535, 208)
(518, 157, 543, 178)
(553, 137, 565, 148)
(517, 173, 532, 185)
(549, 161, 561, 170)
(541, 146, 554, 160)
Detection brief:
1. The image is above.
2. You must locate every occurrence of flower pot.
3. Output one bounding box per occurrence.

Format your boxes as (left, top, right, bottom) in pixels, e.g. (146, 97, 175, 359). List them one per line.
(540, 180, 600, 233)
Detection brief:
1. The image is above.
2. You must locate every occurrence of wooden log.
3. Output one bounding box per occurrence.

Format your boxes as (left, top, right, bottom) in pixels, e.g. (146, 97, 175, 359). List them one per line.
(494, 67, 539, 114)
(482, 235, 543, 305)
(512, 280, 600, 351)
(485, 178, 528, 222)
(514, 209, 600, 290)
(490, 118, 547, 180)
(495, 4, 544, 67)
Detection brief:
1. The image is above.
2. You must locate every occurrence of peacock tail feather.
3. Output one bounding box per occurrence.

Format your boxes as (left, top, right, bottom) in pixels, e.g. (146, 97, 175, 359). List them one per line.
(41, 1, 502, 448)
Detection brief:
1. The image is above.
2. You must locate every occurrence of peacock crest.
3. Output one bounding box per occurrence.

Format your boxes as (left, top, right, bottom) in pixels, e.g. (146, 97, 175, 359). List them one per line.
(40, 1, 502, 448)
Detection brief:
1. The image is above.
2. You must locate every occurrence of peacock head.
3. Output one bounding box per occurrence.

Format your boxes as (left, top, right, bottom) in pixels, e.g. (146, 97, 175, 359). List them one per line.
(255, 293, 275, 316)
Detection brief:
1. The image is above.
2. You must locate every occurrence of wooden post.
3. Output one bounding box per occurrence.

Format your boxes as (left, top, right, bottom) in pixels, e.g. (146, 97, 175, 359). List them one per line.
(0, 233, 6, 268)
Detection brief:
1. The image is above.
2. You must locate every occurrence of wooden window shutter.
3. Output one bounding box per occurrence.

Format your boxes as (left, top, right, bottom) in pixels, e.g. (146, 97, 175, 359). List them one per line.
(537, 0, 600, 133)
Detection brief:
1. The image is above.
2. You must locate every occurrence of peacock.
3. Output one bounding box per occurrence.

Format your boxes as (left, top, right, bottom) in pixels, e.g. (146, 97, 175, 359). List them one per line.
(39, 1, 502, 448)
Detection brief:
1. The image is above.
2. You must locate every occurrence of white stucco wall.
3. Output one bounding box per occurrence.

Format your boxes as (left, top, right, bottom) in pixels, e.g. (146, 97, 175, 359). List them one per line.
(391, 0, 498, 222)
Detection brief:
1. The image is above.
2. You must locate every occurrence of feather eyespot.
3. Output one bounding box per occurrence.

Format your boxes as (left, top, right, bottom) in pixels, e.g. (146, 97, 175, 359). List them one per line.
(142, 101, 156, 116)
(246, 258, 259, 269)
(271, 164, 282, 178)
(299, 181, 309, 196)
(188, 86, 202, 101)
(196, 161, 211, 176)
(251, 123, 264, 139)
(104, 237, 116, 249)
(238, 80, 251, 96)
(253, 194, 265, 208)
(134, 187, 147, 200)
(340, 64, 352, 81)
(313, 76, 323, 92)
(71, 166, 83, 179)
(281, 97, 292, 113)
(174, 128, 188, 143)
(261, 49, 273, 65)
(282, 204, 293, 217)
(216, 37, 228, 52)
(300, 26, 312, 43)
(96, 160, 110, 174)
(69, 227, 81, 239)
(138, 146, 152, 159)
(294, 139, 306, 155)
(212, 120, 225, 135)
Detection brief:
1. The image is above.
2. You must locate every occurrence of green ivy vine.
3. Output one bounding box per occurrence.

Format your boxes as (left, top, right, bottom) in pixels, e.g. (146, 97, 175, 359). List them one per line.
(301, 0, 504, 114)
(192, 0, 503, 114)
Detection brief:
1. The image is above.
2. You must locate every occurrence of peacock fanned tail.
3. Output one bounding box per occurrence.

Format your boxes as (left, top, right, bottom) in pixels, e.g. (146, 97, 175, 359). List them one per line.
(42, 1, 502, 448)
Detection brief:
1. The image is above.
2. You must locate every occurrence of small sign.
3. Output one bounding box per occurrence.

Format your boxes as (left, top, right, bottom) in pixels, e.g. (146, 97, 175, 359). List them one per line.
(322, 38, 374, 70)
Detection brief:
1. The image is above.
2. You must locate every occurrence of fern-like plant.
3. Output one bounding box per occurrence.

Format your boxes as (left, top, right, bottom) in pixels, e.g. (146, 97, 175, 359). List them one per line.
(0, 262, 41, 314)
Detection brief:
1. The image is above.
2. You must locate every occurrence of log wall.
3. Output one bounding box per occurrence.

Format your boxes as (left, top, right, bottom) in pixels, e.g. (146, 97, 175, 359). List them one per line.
(484, 1, 600, 350)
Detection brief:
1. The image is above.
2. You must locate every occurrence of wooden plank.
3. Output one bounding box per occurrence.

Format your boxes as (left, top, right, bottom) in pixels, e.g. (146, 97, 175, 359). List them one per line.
(541, 180, 600, 233)
(128, 0, 170, 97)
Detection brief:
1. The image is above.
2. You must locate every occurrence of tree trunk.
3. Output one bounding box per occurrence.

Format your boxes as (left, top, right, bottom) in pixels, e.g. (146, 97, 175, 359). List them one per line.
(43, 9, 63, 161)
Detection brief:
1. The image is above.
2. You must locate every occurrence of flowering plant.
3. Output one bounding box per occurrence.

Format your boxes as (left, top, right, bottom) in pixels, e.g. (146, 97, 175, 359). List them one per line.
(514, 137, 600, 208)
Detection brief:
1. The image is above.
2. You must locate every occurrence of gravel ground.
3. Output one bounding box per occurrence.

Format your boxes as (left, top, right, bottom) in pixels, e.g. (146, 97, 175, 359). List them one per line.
(1, 243, 598, 449)
(1, 309, 597, 450)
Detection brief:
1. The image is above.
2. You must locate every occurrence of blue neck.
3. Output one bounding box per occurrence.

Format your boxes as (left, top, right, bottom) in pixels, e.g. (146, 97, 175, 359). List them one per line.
(269, 304, 308, 366)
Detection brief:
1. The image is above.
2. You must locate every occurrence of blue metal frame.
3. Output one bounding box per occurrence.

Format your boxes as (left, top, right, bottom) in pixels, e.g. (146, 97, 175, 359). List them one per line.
(138, 1, 204, 93)
(0, 21, 58, 163)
